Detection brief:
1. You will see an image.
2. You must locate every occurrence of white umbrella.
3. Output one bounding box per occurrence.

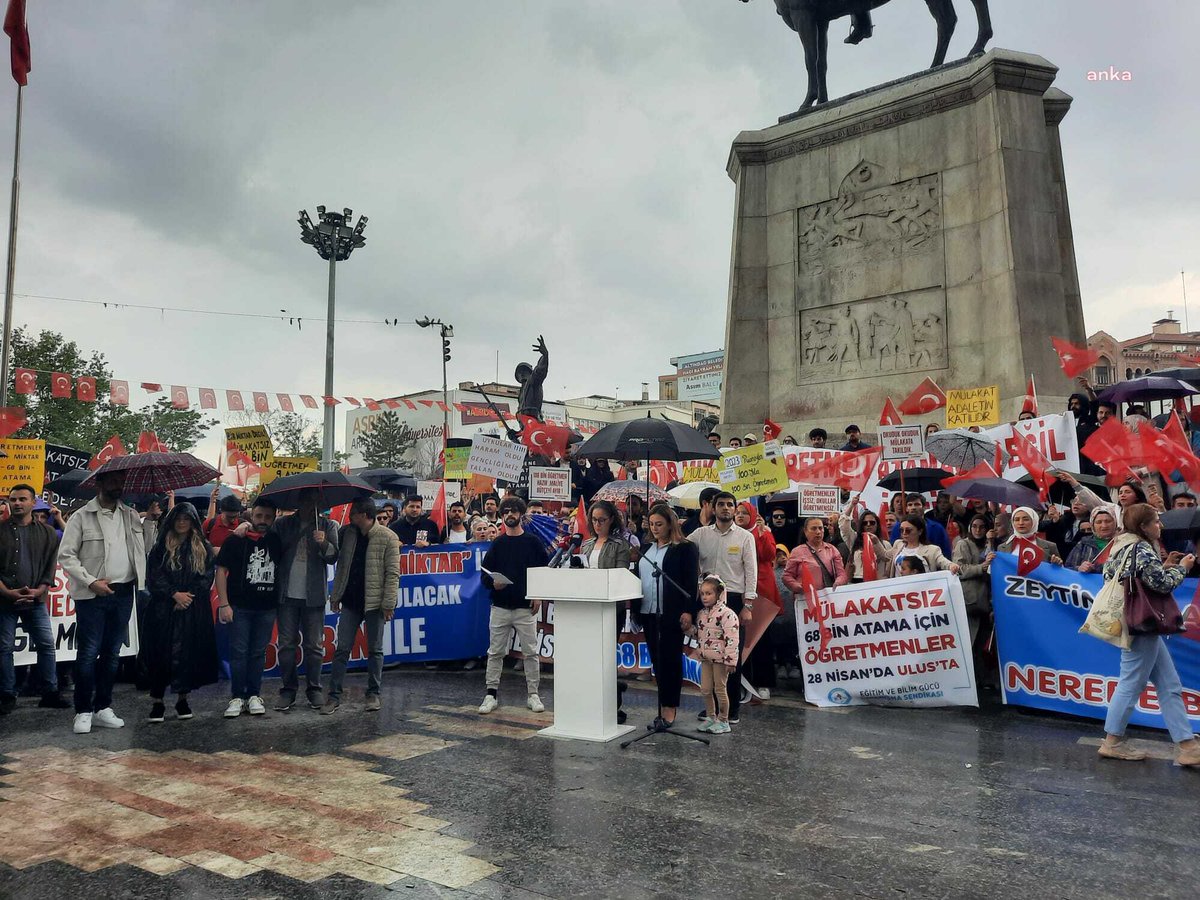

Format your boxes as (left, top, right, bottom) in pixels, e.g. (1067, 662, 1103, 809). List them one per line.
(666, 481, 720, 510)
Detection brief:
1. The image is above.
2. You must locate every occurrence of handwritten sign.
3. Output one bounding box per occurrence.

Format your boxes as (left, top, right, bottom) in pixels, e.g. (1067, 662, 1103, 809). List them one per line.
(269, 456, 319, 481)
(718, 443, 789, 500)
(878, 424, 925, 461)
(0, 439, 45, 494)
(443, 445, 471, 480)
(946, 386, 1000, 429)
(529, 467, 572, 501)
(681, 464, 718, 484)
(225, 426, 274, 467)
(798, 484, 841, 517)
(467, 435, 527, 482)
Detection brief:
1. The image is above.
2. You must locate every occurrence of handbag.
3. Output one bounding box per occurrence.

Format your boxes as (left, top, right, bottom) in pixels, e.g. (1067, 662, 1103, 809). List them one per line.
(1079, 573, 1131, 649)
(1123, 552, 1184, 635)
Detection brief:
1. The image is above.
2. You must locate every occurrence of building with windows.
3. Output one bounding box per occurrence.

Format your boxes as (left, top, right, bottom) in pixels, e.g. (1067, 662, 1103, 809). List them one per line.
(1086, 311, 1200, 386)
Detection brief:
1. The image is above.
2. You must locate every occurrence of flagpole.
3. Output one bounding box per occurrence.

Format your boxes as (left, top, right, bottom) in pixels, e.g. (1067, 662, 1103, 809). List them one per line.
(0, 80, 21, 407)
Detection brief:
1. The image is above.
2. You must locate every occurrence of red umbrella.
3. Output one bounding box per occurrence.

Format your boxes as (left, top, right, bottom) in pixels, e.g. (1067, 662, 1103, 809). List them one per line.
(81, 451, 221, 494)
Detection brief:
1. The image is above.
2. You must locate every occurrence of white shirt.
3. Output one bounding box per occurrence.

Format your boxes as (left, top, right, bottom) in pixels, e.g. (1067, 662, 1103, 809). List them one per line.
(97, 505, 134, 584)
(686, 522, 757, 598)
(446, 527, 468, 544)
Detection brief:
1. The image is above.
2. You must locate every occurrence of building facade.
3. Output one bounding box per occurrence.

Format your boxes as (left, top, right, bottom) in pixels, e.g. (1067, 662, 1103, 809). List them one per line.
(1086, 312, 1200, 387)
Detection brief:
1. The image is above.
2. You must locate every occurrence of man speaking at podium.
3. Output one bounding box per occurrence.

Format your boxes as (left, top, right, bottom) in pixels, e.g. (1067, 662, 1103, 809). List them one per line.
(479, 496, 549, 716)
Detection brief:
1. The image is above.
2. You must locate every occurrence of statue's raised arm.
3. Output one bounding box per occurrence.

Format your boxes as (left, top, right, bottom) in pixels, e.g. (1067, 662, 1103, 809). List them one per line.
(515, 335, 549, 421)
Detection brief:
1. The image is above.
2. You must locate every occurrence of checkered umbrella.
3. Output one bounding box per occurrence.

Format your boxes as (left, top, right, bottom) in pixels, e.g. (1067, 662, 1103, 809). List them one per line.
(591, 479, 671, 506)
(81, 452, 221, 493)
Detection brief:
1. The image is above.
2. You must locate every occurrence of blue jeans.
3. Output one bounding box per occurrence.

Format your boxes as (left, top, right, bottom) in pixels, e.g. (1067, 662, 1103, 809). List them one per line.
(0, 601, 58, 696)
(73, 584, 135, 714)
(1105, 634, 1196, 743)
(229, 607, 276, 700)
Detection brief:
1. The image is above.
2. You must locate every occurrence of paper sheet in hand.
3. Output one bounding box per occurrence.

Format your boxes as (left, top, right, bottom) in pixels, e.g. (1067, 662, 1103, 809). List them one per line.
(482, 568, 512, 589)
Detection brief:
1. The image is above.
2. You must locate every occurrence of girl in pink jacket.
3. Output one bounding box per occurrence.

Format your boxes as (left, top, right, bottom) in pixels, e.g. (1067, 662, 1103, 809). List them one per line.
(686, 575, 740, 735)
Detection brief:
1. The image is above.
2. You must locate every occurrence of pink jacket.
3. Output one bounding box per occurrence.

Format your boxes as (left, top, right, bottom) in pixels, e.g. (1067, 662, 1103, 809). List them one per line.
(689, 599, 741, 667)
(783, 541, 849, 593)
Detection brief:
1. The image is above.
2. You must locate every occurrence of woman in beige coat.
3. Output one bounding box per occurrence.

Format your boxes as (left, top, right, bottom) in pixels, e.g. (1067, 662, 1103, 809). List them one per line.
(889, 515, 960, 578)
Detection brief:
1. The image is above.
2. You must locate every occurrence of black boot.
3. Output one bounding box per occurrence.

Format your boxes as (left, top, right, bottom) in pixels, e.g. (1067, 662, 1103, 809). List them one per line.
(38, 691, 70, 709)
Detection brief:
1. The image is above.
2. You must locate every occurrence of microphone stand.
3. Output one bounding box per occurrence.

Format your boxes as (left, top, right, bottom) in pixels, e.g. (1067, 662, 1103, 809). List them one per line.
(621, 550, 709, 750)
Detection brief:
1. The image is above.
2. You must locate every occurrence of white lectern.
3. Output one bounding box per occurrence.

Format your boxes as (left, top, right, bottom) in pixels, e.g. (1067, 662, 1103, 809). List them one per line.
(527, 566, 643, 742)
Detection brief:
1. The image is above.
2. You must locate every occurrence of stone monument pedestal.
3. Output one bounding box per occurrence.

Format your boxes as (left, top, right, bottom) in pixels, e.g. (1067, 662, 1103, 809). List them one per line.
(720, 49, 1086, 439)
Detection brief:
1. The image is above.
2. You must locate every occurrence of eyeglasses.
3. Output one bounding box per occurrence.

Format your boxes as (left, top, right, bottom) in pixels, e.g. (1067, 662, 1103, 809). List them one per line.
(900, 526, 916, 534)
(590, 516, 610, 524)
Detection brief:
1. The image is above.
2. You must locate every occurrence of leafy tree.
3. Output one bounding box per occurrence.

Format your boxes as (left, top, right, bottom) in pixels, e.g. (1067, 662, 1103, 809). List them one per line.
(354, 411, 417, 468)
(272, 413, 323, 459)
(7, 327, 217, 452)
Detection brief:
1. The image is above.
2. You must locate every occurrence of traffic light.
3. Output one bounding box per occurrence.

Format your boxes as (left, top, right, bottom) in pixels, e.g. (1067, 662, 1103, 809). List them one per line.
(442, 337, 451, 362)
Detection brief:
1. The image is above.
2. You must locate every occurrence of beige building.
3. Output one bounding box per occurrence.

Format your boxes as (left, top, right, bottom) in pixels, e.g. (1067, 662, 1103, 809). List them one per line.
(1086, 311, 1200, 386)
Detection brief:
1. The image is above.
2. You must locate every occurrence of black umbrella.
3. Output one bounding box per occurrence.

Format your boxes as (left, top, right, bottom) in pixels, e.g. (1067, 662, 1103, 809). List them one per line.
(878, 466, 954, 494)
(1098, 376, 1198, 404)
(258, 471, 376, 510)
(1160, 506, 1200, 535)
(45, 467, 95, 500)
(356, 468, 418, 494)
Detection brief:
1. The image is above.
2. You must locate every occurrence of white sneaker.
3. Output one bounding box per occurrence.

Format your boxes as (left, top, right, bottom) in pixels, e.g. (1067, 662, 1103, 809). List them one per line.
(224, 698, 244, 718)
(73, 712, 92, 734)
(527, 694, 545, 713)
(93, 708, 124, 729)
(759, 688, 771, 701)
(246, 696, 266, 715)
(478, 695, 499, 714)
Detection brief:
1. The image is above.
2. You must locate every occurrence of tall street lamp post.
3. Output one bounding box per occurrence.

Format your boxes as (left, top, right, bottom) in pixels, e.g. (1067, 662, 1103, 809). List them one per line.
(298, 206, 367, 470)
(417, 317, 453, 460)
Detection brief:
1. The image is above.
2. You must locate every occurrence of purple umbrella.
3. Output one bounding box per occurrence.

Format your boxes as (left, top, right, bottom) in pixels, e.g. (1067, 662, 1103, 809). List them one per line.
(949, 477, 1042, 508)
(1097, 376, 1198, 404)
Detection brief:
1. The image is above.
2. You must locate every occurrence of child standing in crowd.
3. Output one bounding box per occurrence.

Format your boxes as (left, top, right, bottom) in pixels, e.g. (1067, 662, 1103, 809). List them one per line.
(898, 556, 927, 576)
(687, 575, 740, 735)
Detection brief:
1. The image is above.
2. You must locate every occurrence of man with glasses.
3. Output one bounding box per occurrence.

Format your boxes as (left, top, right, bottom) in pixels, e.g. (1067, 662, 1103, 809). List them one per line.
(687, 491, 757, 724)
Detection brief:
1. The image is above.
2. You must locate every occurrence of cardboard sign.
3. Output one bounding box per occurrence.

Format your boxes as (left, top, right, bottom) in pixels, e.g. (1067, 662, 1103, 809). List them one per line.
(718, 443, 789, 500)
(879, 424, 925, 461)
(269, 456, 319, 480)
(798, 484, 841, 517)
(681, 464, 718, 484)
(946, 386, 1000, 428)
(417, 480, 462, 507)
(443, 445, 471, 480)
(529, 467, 572, 501)
(0, 439, 45, 495)
(467, 435, 527, 482)
(225, 426, 274, 467)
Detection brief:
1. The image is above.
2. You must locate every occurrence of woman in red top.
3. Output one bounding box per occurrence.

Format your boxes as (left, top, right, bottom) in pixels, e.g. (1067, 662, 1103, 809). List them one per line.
(736, 503, 780, 699)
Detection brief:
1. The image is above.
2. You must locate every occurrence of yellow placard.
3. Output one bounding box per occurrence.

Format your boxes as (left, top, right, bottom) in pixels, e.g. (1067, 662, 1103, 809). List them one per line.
(945, 386, 1000, 429)
(269, 456, 319, 481)
(0, 439, 45, 495)
(681, 464, 718, 484)
(717, 443, 789, 500)
(444, 446, 471, 480)
(224, 426, 274, 467)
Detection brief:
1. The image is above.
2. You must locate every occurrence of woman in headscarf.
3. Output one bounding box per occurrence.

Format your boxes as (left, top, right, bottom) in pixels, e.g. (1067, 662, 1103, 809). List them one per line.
(998, 506, 1062, 565)
(140, 502, 218, 723)
(1065, 506, 1119, 572)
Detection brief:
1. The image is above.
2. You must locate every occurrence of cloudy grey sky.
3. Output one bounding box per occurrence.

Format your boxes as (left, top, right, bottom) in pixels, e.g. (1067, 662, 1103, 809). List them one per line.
(5, 0, 1197, 457)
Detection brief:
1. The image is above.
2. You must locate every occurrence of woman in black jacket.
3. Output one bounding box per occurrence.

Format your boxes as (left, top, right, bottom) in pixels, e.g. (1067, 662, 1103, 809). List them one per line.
(140, 502, 218, 723)
(636, 503, 700, 731)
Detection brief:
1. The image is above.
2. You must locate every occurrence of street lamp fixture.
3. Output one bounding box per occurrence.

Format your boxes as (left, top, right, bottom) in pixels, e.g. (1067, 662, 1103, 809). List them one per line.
(298, 205, 368, 470)
(417, 317, 454, 459)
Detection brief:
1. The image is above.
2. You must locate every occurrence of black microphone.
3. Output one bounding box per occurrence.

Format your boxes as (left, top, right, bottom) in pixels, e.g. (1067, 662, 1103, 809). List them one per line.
(549, 532, 584, 568)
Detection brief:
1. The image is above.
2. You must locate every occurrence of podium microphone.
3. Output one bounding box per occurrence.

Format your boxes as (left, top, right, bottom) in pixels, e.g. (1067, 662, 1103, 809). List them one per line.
(549, 532, 584, 569)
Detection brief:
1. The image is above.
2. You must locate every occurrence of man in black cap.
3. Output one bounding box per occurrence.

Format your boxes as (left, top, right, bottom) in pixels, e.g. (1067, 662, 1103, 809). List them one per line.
(204, 494, 245, 550)
(840, 425, 869, 451)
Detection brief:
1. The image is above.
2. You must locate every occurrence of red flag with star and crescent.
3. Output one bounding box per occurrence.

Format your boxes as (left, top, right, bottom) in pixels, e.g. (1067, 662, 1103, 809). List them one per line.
(1013, 536, 1045, 577)
(110, 380, 129, 406)
(897, 377, 946, 416)
(137, 431, 169, 454)
(198, 388, 217, 409)
(789, 447, 883, 493)
(861, 533, 878, 582)
(1051, 337, 1101, 380)
(1009, 430, 1054, 501)
(879, 397, 903, 426)
(1081, 418, 1141, 486)
(13, 367, 34, 394)
(76, 377, 97, 402)
(429, 481, 447, 536)
(50, 372, 71, 398)
(88, 434, 127, 470)
(0, 406, 26, 438)
(799, 563, 833, 653)
(518, 414, 572, 459)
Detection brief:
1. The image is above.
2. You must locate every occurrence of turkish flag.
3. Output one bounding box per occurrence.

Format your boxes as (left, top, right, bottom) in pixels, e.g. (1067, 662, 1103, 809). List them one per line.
(137, 431, 168, 453)
(252, 392, 269, 413)
(429, 481, 447, 535)
(170, 386, 189, 409)
(198, 387, 217, 409)
(403, 399, 418, 411)
(88, 434, 127, 470)
(789, 447, 882, 492)
(226, 390, 244, 411)
(941, 460, 999, 488)
(453, 403, 468, 413)
(897, 377, 946, 416)
(1082, 418, 1140, 486)
(344, 397, 361, 408)
(879, 397, 903, 426)
(364, 398, 381, 411)
(4, 0, 29, 87)
(13, 367, 34, 394)
(799, 563, 832, 653)
(518, 414, 572, 459)
(947, 519, 961, 545)
(861, 534, 878, 581)
(0, 406, 26, 438)
(141, 382, 163, 393)
(224, 447, 260, 487)
(323, 396, 340, 407)
(49, 372, 71, 398)
(1051, 337, 1101, 380)
(1013, 536, 1045, 577)
(1163, 409, 1192, 452)
(110, 379, 129, 406)
(572, 497, 588, 537)
(76, 376, 97, 402)
(276, 394, 294, 412)
(763, 418, 782, 441)
(382, 399, 400, 410)
(419, 399, 435, 408)
(1010, 430, 1054, 501)
(1022, 374, 1038, 416)
(300, 395, 318, 409)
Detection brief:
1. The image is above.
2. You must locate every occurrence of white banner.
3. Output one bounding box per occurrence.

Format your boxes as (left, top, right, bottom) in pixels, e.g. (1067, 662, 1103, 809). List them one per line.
(528, 467, 572, 501)
(416, 480, 462, 508)
(467, 435, 528, 482)
(13, 565, 140, 666)
(879, 424, 925, 460)
(796, 571, 977, 708)
(982, 412, 1080, 482)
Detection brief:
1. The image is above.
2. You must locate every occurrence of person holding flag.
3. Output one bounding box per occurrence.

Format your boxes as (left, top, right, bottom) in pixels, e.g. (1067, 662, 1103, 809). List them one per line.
(998, 507, 1062, 566)
(1065, 506, 1118, 572)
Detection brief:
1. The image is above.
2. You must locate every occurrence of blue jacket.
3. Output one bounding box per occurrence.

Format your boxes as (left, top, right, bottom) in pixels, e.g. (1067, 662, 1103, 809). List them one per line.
(889, 517, 952, 557)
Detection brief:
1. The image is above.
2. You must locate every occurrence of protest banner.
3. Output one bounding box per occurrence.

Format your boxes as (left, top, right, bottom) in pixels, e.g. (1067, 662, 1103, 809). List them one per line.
(798, 484, 840, 516)
(718, 443, 789, 499)
(224, 425, 274, 467)
(269, 455, 319, 480)
(467, 434, 527, 482)
(681, 464, 718, 484)
(878, 424, 925, 460)
(443, 445, 471, 480)
(0, 439, 45, 495)
(946, 386, 1000, 428)
(42, 443, 90, 506)
(991, 554, 1200, 731)
(417, 480, 461, 507)
(529, 467, 572, 501)
(983, 413, 1080, 481)
(13, 565, 139, 666)
(797, 571, 978, 708)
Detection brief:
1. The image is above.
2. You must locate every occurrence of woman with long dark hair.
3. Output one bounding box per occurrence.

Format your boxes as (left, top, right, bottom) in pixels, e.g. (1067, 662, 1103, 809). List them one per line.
(140, 502, 218, 723)
(580, 499, 633, 723)
(636, 504, 700, 730)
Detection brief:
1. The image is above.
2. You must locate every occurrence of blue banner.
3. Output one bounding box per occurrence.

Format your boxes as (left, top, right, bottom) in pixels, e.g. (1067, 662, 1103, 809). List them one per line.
(991, 553, 1200, 731)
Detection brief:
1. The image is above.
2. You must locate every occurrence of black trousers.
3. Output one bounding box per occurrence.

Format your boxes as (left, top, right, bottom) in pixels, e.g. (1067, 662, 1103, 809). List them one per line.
(641, 613, 685, 709)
